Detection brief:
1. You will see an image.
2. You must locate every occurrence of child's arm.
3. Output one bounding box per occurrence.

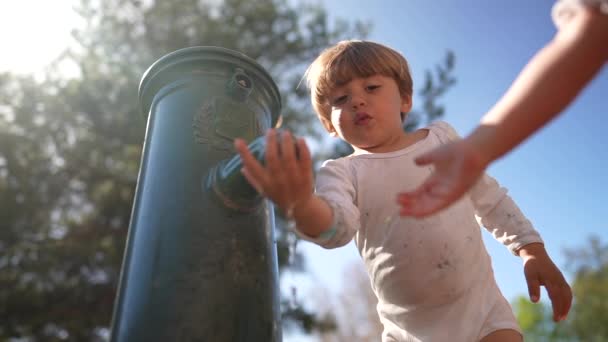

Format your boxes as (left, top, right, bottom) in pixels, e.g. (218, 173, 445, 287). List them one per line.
(469, 172, 544, 255)
(397, 6, 608, 218)
(468, 172, 571, 322)
(234, 129, 334, 238)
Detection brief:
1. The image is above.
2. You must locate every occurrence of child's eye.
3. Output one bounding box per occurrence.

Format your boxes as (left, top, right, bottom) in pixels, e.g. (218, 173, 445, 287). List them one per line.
(366, 85, 380, 91)
(331, 95, 348, 106)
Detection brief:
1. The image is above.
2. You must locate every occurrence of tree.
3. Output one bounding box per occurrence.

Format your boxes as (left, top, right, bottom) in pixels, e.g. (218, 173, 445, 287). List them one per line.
(514, 236, 608, 341)
(565, 236, 608, 341)
(313, 261, 383, 342)
(512, 296, 572, 341)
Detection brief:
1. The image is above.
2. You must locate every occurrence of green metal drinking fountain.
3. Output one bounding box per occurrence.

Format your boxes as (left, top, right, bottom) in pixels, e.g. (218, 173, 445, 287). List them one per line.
(109, 47, 282, 341)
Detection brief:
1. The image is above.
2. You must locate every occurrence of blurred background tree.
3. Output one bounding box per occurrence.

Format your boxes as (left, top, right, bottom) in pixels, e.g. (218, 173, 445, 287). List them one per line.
(514, 236, 608, 342)
(0, 0, 454, 340)
(312, 262, 383, 342)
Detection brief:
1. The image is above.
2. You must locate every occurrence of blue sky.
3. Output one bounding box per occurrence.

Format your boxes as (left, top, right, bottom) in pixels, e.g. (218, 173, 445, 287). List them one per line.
(1, 1, 606, 341)
(285, 0, 607, 340)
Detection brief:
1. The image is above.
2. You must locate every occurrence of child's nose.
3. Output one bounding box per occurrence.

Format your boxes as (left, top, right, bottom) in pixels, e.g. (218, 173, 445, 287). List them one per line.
(351, 94, 366, 108)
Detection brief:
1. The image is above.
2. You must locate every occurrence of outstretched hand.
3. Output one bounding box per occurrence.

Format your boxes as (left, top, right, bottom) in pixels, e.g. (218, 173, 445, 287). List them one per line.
(234, 129, 314, 215)
(518, 243, 572, 322)
(397, 139, 489, 217)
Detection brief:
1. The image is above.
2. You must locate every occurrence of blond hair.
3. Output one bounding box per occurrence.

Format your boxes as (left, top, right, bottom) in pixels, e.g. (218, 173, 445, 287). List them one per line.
(305, 40, 413, 123)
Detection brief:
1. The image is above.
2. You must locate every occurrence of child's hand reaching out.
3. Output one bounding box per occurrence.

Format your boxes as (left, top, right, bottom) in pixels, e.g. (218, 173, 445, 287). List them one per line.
(518, 243, 572, 322)
(234, 129, 314, 215)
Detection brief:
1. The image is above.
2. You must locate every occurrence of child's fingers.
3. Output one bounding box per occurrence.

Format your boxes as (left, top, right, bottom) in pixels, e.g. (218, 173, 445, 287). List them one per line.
(241, 167, 265, 195)
(547, 285, 565, 321)
(562, 283, 573, 319)
(527, 276, 541, 303)
(281, 131, 298, 177)
(235, 138, 268, 184)
(265, 129, 282, 174)
(546, 280, 572, 321)
(296, 138, 312, 170)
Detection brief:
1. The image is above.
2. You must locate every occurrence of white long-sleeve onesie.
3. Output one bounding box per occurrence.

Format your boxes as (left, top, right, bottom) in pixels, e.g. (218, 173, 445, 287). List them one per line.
(297, 121, 543, 342)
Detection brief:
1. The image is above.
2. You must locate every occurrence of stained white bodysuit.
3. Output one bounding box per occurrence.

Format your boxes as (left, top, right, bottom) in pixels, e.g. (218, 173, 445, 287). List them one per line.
(297, 121, 543, 341)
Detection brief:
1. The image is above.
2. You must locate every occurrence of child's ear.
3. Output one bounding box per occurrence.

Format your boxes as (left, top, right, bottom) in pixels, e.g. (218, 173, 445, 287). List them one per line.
(400, 94, 413, 114)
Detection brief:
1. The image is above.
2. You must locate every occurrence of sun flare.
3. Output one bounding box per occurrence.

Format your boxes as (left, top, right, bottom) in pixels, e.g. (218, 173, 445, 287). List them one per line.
(0, 1, 81, 74)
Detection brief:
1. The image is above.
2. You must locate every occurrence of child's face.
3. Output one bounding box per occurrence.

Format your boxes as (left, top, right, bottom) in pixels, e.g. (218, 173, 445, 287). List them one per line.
(325, 75, 412, 152)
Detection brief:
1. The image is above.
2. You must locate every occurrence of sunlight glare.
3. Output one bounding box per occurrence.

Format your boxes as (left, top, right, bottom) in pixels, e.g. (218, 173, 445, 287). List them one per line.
(0, 1, 81, 74)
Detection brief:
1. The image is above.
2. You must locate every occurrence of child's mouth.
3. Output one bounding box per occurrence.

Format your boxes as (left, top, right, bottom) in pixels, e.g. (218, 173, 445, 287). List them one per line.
(355, 112, 372, 125)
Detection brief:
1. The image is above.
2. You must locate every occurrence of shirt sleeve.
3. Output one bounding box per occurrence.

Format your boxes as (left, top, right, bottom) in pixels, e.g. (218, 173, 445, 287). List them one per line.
(293, 158, 360, 249)
(552, 0, 608, 29)
(469, 174, 544, 255)
(430, 120, 544, 255)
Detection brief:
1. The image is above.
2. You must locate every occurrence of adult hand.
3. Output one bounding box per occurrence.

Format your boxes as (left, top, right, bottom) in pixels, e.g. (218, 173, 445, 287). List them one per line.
(397, 139, 488, 217)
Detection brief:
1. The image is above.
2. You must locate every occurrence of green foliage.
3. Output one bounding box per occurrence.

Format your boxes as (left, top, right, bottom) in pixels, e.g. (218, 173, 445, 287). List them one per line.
(566, 236, 608, 341)
(513, 296, 571, 341)
(514, 296, 545, 332)
(514, 236, 608, 342)
(404, 50, 456, 132)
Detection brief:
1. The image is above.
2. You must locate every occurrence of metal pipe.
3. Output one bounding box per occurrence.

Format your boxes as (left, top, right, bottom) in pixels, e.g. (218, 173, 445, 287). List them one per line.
(110, 46, 282, 341)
